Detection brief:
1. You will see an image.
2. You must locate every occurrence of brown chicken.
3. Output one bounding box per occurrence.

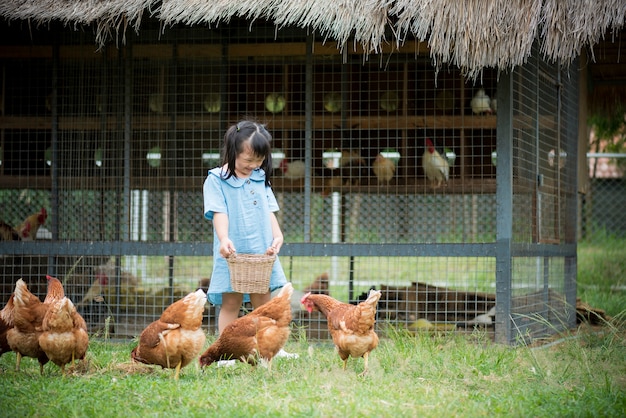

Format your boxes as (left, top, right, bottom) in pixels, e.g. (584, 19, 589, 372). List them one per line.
(39, 297, 89, 375)
(320, 150, 368, 197)
(302, 272, 329, 295)
(131, 289, 207, 379)
(15, 207, 48, 241)
(77, 260, 139, 310)
(372, 153, 396, 185)
(300, 288, 382, 376)
(0, 294, 15, 357)
(6, 275, 65, 373)
(200, 283, 293, 371)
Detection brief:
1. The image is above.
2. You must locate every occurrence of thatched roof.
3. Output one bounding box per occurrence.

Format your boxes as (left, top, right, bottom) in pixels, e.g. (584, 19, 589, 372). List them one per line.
(1, 0, 626, 79)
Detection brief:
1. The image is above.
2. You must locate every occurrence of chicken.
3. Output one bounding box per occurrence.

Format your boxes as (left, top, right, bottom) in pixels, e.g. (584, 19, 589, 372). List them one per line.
(0, 294, 15, 357)
(372, 153, 396, 185)
(300, 288, 382, 376)
(321, 154, 368, 197)
(456, 306, 496, 329)
(149, 92, 164, 114)
(302, 272, 330, 295)
(470, 88, 492, 115)
(15, 207, 48, 241)
(422, 138, 449, 188)
(77, 260, 139, 311)
(131, 289, 207, 379)
(7, 275, 65, 374)
(321, 175, 344, 197)
(270, 272, 329, 314)
(39, 297, 89, 375)
(0, 220, 20, 241)
(279, 158, 306, 180)
(200, 283, 293, 371)
(407, 318, 457, 333)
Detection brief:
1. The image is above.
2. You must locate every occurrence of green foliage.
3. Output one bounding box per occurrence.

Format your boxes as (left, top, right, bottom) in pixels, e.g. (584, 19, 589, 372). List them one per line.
(588, 105, 626, 173)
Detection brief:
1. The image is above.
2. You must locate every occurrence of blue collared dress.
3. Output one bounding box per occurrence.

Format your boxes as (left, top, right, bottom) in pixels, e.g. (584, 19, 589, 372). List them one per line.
(203, 166, 287, 305)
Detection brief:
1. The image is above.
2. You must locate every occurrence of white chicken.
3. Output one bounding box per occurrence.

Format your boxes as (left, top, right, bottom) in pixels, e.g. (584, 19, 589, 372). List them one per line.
(279, 159, 306, 180)
(422, 138, 449, 188)
(470, 89, 491, 115)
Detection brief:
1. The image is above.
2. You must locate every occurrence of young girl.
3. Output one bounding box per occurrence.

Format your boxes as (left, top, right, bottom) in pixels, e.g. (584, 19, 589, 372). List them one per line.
(203, 120, 288, 334)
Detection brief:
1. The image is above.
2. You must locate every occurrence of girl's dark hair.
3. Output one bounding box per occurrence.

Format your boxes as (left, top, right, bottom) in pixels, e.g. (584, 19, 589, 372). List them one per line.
(221, 120, 273, 186)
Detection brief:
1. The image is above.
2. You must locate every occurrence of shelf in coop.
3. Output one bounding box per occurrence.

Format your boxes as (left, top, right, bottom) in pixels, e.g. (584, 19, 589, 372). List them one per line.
(0, 114, 499, 131)
(272, 177, 497, 195)
(0, 175, 497, 194)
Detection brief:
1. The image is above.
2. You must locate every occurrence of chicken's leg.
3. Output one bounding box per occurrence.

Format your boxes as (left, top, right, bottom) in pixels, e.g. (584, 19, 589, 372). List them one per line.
(173, 360, 182, 380)
(15, 352, 22, 372)
(358, 352, 370, 377)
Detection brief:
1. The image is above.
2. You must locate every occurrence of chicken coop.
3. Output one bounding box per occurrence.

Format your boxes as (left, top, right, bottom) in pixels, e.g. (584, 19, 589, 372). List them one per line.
(0, 12, 583, 345)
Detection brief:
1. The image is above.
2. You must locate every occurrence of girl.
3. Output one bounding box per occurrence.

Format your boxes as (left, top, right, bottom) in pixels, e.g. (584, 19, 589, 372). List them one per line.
(203, 120, 288, 334)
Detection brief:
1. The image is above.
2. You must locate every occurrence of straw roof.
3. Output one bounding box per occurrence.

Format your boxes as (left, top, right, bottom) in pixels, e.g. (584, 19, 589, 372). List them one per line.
(1, 0, 625, 79)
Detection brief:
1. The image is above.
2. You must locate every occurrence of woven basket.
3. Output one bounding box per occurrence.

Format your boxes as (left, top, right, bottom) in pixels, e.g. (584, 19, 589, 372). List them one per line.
(226, 253, 276, 294)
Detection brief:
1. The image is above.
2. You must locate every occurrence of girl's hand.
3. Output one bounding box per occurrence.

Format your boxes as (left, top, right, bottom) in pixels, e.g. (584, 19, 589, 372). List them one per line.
(266, 236, 283, 256)
(219, 238, 236, 258)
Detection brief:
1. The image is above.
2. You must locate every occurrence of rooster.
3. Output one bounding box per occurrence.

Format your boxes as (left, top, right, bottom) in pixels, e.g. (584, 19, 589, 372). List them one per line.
(15, 207, 48, 241)
(6, 275, 66, 374)
(200, 283, 293, 371)
(131, 289, 207, 379)
(0, 294, 15, 357)
(372, 153, 396, 185)
(422, 138, 449, 188)
(39, 297, 89, 375)
(300, 288, 382, 376)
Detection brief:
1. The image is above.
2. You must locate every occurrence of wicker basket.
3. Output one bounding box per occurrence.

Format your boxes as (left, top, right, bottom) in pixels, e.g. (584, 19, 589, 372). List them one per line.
(226, 253, 276, 294)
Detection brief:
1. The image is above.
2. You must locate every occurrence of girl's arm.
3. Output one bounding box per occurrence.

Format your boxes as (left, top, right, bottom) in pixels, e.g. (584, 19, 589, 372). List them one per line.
(213, 212, 235, 257)
(267, 212, 284, 255)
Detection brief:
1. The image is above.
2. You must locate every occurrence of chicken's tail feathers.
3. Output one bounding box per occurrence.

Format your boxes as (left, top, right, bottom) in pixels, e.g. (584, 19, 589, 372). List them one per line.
(277, 282, 293, 299)
(13, 279, 31, 306)
(365, 289, 383, 305)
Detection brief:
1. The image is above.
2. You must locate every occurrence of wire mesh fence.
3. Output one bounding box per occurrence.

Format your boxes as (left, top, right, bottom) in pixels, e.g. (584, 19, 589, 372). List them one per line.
(0, 21, 578, 344)
(580, 175, 626, 243)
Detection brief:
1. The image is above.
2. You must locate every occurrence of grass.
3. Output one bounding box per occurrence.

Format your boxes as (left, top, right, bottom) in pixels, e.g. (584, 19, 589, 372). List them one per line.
(0, 325, 624, 417)
(128, 254, 497, 301)
(577, 235, 626, 316)
(0, 240, 625, 417)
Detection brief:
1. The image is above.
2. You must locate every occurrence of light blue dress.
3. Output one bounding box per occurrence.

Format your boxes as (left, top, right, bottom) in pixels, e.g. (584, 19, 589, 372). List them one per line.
(203, 166, 287, 305)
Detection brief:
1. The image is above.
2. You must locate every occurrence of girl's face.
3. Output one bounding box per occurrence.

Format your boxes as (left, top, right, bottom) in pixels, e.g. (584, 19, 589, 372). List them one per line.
(234, 142, 265, 178)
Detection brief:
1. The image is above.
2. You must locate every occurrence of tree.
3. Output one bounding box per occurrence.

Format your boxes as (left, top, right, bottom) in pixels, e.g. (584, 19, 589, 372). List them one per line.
(588, 105, 626, 177)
